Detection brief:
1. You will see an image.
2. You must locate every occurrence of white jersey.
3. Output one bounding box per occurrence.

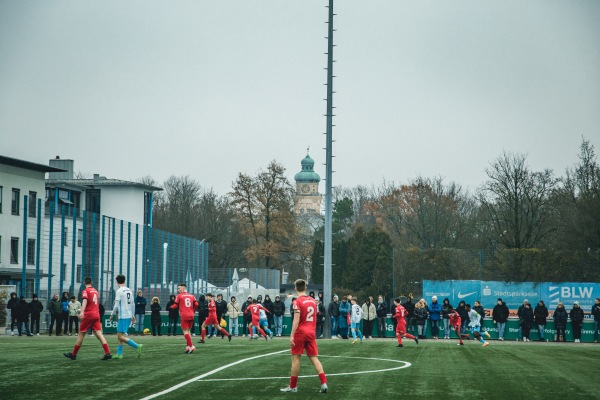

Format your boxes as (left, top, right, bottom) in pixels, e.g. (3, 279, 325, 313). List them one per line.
(112, 286, 135, 319)
(259, 309, 267, 320)
(351, 303, 363, 324)
(468, 309, 481, 327)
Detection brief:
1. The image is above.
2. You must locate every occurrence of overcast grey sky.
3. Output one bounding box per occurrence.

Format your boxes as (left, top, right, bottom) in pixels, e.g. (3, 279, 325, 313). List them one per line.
(1, 1, 599, 195)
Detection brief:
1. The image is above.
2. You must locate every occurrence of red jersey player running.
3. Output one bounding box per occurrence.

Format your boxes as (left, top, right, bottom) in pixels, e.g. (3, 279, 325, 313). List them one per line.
(199, 293, 232, 343)
(448, 308, 471, 345)
(171, 283, 198, 353)
(64, 277, 112, 360)
(393, 297, 419, 347)
(281, 279, 328, 394)
(244, 299, 269, 341)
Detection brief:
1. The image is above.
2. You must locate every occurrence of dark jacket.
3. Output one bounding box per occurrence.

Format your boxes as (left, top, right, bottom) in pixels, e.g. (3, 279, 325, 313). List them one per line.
(166, 296, 178, 318)
(553, 306, 568, 329)
(15, 299, 30, 321)
(519, 305, 534, 328)
(241, 300, 252, 321)
(7, 293, 18, 316)
(29, 299, 44, 317)
(197, 296, 208, 320)
(376, 300, 387, 317)
(570, 306, 584, 325)
(273, 299, 285, 316)
(262, 297, 274, 320)
(215, 299, 228, 320)
(534, 303, 549, 325)
(413, 306, 429, 325)
(441, 299, 453, 319)
(317, 301, 326, 323)
(135, 295, 147, 315)
(457, 301, 469, 325)
(49, 298, 62, 316)
(403, 299, 415, 318)
(150, 302, 162, 325)
(492, 302, 509, 323)
(592, 302, 600, 322)
(474, 305, 485, 322)
(328, 300, 340, 318)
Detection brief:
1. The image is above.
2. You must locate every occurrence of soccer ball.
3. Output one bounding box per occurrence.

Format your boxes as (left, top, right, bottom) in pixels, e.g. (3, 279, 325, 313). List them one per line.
(143, 328, 151, 335)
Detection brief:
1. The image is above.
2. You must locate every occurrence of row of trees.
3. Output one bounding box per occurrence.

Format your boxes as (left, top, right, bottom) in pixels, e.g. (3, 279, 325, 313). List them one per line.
(146, 138, 600, 298)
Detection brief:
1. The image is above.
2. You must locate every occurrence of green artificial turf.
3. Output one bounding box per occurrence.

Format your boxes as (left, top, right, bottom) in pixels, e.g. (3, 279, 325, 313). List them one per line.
(0, 335, 598, 400)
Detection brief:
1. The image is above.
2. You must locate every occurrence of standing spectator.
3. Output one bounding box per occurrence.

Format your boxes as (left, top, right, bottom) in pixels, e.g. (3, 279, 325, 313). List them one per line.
(134, 289, 147, 336)
(166, 295, 179, 336)
(570, 301, 584, 343)
(428, 296, 441, 339)
(263, 295, 275, 333)
(376, 295, 388, 338)
(68, 296, 81, 336)
(361, 298, 376, 339)
(316, 297, 326, 338)
(456, 300, 469, 334)
(492, 298, 509, 340)
(403, 296, 415, 336)
(29, 294, 43, 336)
(150, 296, 162, 336)
(338, 296, 351, 339)
(520, 302, 534, 341)
(289, 297, 297, 326)
(272, 295, 285, 337)
(227, 296, 241, 337)
(215, 294, 228, 338)
(241, 296, 253, 337)
(16, 296, 33, 336)
(7, 292, 18, 335)
(60, 292, 70, 335)
(197, 295, 208, 337)
(441, 298, 453, 339)
(414, 299, 429, 339)
(473, 301, 486, 333)
(592, 298, 600, 343)
(553, 302, 568, 342)
(48, 293, 62, 336)
(517, 299, 529, 341)
(534, 300, 549, 341)
(328, 295, 340, 338)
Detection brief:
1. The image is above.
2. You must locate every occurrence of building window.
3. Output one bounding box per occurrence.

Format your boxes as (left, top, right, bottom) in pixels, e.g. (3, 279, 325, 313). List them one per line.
(10, 237, 19, 264)
(76, 265, 82, 283)
(63, 227, 68, 246)
(29, 191, 37, 218)
(77, 229, 83, 247)
(144, 191, 152, 225)
(27, 239, 35, 265)
(61, 263, 67, 280)
(0, 186, 3, 213)
(11, 189, 20, 215)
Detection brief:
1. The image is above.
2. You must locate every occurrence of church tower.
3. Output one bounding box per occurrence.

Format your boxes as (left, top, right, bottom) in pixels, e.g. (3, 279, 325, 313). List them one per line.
(294, 150, 322, 215)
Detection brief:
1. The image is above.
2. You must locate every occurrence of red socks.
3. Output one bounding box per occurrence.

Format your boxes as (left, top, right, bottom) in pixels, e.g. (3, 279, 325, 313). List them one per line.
(185, 333, 192, 347)
(290, 376, 298, 389)
(72, 345, 81, 356)
(102, 343, 110, 355)
(319, 373, 327, 384)
(201, 329, 206, 341)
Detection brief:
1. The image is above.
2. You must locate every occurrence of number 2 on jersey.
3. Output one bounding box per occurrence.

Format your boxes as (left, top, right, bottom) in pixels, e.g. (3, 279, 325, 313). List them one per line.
(306, 306, 315, 321)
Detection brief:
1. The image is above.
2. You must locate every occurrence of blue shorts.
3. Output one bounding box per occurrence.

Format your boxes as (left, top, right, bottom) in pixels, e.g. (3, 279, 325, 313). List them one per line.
(350, 322, 361, 329)
(472, 325, 481, 333)
(118, 318, 132, 333)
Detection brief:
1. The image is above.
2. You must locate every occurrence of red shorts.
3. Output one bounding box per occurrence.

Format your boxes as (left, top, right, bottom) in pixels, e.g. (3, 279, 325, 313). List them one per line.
(80, 317, 101, 332)
(291, 332, 318, 356)
(203, 315, 219, 326)
(180, 319, 194, 330)
(396, 324, 407, 335)
(250, 317, 261, 326)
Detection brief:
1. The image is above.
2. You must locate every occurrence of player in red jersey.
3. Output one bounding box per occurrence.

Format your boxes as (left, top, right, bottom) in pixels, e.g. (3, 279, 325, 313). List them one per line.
(280, 279, 328, 394)
(393, 297, 419, 347)
(448, 309, 471, 345)
(64, 277, 112, 360)
(199, 293, 232, 343)
(244, 299, 269, 340)
(170, 283, 198, 353)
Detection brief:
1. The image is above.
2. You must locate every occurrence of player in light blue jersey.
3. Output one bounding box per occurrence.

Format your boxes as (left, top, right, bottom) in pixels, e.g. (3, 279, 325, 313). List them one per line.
(350, 298, 364, 344)
(109, 275, 142, 359)
(465, 304, 491, 347)
(253, 308, 273, 339)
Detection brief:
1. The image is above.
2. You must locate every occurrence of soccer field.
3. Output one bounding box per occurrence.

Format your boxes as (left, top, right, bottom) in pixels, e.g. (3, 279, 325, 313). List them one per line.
(0, 335, 598, 400)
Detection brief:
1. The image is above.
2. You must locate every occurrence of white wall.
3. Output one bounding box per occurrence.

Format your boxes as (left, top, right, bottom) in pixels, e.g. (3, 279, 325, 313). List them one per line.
(100, 186, 147, 226)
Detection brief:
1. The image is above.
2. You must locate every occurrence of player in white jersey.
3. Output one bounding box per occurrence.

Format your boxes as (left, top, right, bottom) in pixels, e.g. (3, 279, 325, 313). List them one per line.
(109, 274, 142, 359)
(465, 304, 490, 347)
(350, 298, 364, 344)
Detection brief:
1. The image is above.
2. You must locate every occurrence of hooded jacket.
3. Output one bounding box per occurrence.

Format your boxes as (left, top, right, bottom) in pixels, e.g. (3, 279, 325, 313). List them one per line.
(7, 293, 18, 315)
(441, 298, 453, 319)
(362, 300, 376, 321)
(376, 299, 388, 317)
(534, 302, 549, 325)
(428, 300, 441, 321)
(570, 305, 584, 325)
(456, 301, 469, 324)
(166, 296, 178, 318)
(328, 299, 340, 318)
(553, 306, 568, 329)
(29, 298, 44, 316)
(272, 298, 285, 316)
(492, 301, 509, 323)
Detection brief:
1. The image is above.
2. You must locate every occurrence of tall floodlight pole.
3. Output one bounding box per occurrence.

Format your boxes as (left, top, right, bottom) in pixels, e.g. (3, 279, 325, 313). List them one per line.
(322, 0, 335, 339)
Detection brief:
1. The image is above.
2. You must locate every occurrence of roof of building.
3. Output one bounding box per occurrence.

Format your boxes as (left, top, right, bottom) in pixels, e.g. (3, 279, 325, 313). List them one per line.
(46, 177, 162, 191)
(294, 154, 321, 183)
(0, 155, 66, 173)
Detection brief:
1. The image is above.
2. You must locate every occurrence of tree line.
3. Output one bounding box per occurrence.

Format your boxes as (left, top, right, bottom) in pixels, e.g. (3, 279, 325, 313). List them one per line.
(145, 138, 600, 299)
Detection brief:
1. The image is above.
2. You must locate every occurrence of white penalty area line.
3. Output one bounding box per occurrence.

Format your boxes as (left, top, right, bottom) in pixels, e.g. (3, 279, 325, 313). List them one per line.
(140, 349, 289, 400)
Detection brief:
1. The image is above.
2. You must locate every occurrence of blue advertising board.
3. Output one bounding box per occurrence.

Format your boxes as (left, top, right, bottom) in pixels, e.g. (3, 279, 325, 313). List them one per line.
(423, 280, 600, 311)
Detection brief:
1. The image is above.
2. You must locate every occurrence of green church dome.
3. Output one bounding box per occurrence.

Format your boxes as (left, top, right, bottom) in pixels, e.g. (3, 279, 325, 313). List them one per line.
(294, 154, 321, 183)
